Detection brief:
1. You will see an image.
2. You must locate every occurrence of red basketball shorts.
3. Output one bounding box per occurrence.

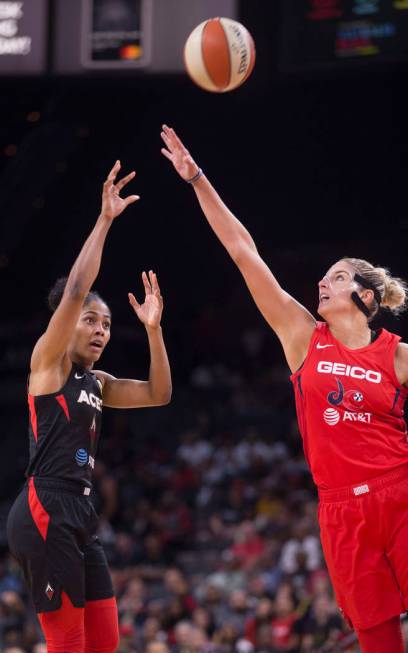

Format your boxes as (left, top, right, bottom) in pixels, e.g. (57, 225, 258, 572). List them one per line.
(318, 464, 408, 630)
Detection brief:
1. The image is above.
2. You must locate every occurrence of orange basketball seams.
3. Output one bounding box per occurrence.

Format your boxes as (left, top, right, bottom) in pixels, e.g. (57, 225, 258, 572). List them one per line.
(201, 19, 231, 90)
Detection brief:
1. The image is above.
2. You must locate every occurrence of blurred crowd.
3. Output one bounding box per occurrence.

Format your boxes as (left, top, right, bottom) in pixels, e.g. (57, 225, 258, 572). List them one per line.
(1, 313, 408, 653)
(0, 415, 361, 653)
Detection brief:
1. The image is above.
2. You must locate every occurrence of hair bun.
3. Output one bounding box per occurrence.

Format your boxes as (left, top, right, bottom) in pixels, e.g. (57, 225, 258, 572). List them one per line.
(380, 270, 407, 313)
(47, 277, 68, 312)
(342, 257, 407, 318)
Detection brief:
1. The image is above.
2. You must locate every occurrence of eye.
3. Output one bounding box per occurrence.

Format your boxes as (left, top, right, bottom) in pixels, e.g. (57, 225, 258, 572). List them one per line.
(85, 317, 94, 324)
(103, 322, 111, 330)
(335, 274, 344, 281)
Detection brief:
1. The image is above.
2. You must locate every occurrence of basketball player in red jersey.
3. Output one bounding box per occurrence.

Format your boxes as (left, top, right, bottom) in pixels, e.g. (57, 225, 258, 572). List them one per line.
(161, 125, 408, 653)
(7, 161, 172, 653)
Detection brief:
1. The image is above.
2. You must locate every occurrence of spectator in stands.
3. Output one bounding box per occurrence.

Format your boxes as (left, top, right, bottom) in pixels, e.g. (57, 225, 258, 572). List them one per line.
(270, 585, 299, 651)
(146, 642, 171, 653)
(117, 577, 147, 626)
(177, 431, 213, 468)
(295, 593, 343, 652)
(244, 597, 274, 646)
(231, 521, 266, 571)
(171, 620, 194, 653)
(279, 519, 321, 575)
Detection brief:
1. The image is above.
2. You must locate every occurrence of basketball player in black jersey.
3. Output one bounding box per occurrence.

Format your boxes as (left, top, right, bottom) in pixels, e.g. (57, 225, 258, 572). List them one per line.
(6, 160, 172, 653)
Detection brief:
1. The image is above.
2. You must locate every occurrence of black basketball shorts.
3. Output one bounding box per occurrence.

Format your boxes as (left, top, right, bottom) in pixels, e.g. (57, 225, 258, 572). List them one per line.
(6, 477, 113, 613)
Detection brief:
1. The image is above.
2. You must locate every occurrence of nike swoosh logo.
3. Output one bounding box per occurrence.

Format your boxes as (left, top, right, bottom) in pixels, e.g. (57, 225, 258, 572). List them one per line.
(316, 343, 334, 349)
(74, 373, 85, 379)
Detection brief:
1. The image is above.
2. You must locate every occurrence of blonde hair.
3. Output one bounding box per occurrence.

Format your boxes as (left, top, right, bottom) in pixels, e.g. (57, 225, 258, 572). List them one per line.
(341, 257, 407, 317)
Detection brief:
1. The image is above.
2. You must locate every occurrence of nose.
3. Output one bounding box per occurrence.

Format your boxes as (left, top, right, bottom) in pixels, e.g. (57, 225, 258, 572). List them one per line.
(319, 276, 329, 289)
(94, 322, 104, 336)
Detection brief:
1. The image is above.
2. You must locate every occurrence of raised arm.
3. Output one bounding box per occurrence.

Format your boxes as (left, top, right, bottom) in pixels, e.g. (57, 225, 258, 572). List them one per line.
(161, 125, 316, 373)
(31, 161, 139, 374)
(95, 271, 172, 408)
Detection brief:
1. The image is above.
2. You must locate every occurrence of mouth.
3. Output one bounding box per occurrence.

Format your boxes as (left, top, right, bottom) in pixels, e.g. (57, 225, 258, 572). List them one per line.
(319, 294, 330, 303)
(89, 340, 103, 352)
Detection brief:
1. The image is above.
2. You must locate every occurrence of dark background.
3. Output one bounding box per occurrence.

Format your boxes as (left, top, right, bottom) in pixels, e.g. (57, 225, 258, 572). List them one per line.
(0, 0, 407, 493)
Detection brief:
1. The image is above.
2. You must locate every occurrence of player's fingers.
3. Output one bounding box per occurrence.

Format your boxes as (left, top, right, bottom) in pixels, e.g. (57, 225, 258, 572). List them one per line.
(151, 271, 161, 295)
(169, 127, 186, 151)
(128, 292, 140, 310)
(161, 131, 174, 153)
(123, 195, 140, 208)
(142, 271, 152, 294)
(161, 147, 173, 161)
(149, 270, 160, 297)
(116, 170, 136, 191)
(106, 160, 121, 182)
(162, 124, 180, 147)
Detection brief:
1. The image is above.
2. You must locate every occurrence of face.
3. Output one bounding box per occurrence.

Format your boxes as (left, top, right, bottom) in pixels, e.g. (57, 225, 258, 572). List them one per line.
(146, 644, 169, 653)
(69, 299, 111, 366)
(317, 260, 362, 319)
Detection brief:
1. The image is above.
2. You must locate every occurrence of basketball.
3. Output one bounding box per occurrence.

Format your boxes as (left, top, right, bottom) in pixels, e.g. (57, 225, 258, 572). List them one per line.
(183, 17, 256, 92)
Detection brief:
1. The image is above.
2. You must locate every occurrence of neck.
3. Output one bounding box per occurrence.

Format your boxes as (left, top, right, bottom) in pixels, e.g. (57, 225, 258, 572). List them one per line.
(326, 314, 373, 349)
(69, 351, 94, 371)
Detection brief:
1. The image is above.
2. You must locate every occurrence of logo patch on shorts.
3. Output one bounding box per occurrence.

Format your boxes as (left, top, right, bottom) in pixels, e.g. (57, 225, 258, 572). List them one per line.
(45, 583, 54, 600)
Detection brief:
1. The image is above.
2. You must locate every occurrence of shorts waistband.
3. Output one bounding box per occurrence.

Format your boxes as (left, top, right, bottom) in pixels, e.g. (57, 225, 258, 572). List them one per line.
(29, 476, 92, 497)
(318, 465, 408, 503)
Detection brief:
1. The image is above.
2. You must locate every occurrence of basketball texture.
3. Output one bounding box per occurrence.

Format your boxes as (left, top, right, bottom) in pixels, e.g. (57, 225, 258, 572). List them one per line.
(184, 17, 256, 92)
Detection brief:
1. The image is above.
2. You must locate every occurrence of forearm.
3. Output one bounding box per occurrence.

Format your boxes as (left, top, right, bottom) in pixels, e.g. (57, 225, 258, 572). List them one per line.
(67, 214, 112, 297)
(192, 174, 257, 261)
(145, 326, 172, 404)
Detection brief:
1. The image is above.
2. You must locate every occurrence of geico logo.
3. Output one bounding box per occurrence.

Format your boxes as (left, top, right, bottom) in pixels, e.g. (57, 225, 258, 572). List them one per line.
(77, 390, 102, 412)
(317, 361, 381, 384)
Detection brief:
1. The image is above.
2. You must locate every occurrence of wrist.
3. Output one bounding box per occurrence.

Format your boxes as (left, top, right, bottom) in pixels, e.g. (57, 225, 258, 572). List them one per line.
(145, 324, 162, 334)
(186, 168, 203, 185)
(98, 212, 114, 226)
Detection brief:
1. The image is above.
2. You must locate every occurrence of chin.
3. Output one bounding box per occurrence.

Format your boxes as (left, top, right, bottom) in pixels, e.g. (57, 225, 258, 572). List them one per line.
(317, 304, 334, 321)
(81, 350, 102, 366)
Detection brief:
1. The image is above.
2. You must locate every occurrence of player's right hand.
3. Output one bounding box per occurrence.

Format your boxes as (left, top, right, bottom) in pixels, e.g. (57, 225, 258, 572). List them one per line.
(100, 160, 140, 221)
(160, 125, 200, 181)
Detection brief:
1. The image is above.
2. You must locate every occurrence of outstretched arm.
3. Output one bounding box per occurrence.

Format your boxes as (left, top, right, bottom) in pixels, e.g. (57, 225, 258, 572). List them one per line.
(95, 271, 172, 407)
(161, 125, 316, 373)
(31, 161, 139, 373)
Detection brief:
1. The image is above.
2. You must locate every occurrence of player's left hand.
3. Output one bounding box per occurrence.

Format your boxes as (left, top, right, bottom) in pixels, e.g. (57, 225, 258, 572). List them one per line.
(128, 271, 163, 329)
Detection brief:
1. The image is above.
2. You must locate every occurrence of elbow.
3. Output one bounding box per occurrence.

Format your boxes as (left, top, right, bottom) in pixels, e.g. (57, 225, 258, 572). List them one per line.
(229, 238, 256, 265)
(228, 241, 244, 264)
(230, 242, 249, 266)
(151, 386, 172, 406)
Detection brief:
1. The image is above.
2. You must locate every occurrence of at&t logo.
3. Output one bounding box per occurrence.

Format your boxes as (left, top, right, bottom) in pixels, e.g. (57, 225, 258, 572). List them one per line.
(324, 408, 340, 425)
(75, 448, 88, 466)
(75, 448, 95, 468)
(323, 408, 372, 425)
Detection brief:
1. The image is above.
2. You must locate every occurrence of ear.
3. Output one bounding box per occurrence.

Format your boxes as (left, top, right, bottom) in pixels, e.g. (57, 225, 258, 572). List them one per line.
(361, 289, 374, 305)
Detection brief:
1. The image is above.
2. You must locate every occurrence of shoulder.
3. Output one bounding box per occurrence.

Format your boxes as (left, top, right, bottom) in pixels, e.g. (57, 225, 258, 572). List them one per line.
(396, 341, 408, 358)
(394, 342, 408, 386)
(92, 369, 116, 391)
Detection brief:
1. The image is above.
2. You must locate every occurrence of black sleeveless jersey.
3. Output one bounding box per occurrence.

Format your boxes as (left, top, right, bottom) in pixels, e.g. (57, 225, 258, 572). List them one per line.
(26, 363, 103, 488)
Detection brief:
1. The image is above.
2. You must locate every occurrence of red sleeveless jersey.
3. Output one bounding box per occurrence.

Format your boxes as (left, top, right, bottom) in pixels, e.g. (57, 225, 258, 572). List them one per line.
(291, 322, 408, 490)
